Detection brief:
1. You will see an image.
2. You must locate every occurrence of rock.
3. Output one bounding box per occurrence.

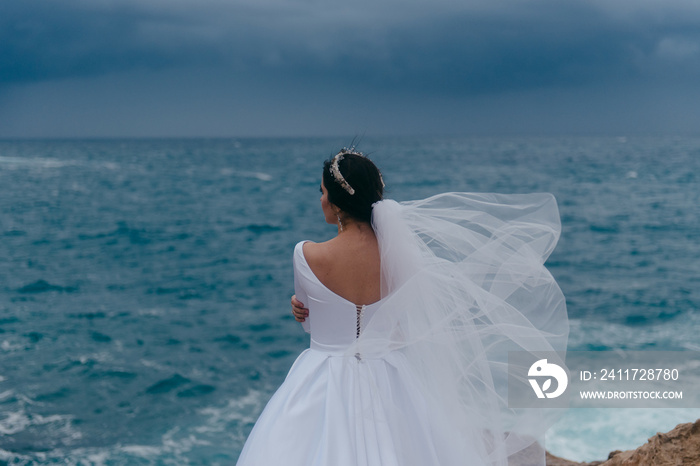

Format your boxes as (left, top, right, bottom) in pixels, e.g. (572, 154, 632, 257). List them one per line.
(545, 450, 604, 466)
(546, 419, 700, 466)
(601, 419, 700, 466)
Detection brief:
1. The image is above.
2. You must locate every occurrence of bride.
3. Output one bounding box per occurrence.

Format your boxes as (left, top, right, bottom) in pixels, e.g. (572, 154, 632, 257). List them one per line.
(236, 149, 569, 466)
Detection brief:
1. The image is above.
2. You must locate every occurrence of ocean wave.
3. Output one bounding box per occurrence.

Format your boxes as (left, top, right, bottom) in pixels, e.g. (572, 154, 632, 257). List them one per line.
(0, 137, 698, 464)
(0, 409, 76, 437)
(219, 168, 272, 181)
(568, 311, 700, 351)
(0, 156, 76, 169)
(0, 391, 266, 464)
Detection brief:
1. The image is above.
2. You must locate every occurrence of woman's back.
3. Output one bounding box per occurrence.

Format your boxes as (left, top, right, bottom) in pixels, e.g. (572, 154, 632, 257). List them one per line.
(302, 231, 381, 306)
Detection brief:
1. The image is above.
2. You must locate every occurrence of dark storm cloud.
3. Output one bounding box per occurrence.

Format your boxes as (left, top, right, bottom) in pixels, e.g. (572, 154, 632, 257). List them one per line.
(2, 0, 700, 95)
(2, 0, 700, 137)
(0, 0, 222, 83)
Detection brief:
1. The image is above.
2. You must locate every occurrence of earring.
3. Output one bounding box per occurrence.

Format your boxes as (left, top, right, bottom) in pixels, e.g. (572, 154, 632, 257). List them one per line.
(337, 214, 344, 232)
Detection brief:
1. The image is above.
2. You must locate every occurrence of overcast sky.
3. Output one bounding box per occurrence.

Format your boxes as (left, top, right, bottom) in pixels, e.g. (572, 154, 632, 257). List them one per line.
(1, 0, 699, 137)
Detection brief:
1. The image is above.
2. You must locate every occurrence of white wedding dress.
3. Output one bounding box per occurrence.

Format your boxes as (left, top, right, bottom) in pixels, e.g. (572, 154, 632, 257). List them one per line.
(237, 193, 569, 466)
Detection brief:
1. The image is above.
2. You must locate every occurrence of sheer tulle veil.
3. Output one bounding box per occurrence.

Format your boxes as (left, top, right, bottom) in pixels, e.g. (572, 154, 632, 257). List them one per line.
(346, 192, 569, 465)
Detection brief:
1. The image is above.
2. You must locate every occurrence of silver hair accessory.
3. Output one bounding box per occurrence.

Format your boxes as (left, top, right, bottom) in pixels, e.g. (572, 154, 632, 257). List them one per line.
(330, 149, 357, 195)
(330, 148, 386, 195)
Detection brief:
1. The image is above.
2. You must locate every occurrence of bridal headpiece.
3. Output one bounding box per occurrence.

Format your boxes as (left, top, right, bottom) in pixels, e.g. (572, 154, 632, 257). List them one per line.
(330, 148, 385, 196)
(330, 149, 357, 195)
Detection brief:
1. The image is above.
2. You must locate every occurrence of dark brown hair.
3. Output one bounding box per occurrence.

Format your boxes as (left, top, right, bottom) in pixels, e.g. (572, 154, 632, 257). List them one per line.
(322, 152, 384, 223)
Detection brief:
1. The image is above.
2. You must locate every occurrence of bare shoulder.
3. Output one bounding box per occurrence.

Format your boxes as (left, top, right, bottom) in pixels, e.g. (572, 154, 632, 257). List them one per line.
(302, 235, 380, 304)
(302, 240, 333, 268)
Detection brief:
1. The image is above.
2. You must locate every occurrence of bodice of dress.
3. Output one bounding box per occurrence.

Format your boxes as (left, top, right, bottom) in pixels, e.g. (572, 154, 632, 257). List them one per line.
(293, 241, 382, 354)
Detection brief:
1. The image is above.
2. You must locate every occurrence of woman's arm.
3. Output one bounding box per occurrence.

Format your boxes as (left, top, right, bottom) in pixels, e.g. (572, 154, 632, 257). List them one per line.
(292, 242, 311, 333)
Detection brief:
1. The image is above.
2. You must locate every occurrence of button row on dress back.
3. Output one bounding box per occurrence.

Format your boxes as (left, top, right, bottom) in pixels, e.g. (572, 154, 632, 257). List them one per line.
(355, 304, 365, 339)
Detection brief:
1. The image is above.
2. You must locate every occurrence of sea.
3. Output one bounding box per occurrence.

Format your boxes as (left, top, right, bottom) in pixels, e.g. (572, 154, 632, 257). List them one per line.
(0, 136, 698, 464)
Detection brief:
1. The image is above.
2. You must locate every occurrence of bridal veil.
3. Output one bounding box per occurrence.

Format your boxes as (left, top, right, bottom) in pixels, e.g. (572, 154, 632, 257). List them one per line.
(348, 192, 569, 465)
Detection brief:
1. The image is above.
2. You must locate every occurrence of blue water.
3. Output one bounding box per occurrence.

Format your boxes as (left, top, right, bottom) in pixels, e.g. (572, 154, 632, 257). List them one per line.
(0, 137, 698, 464)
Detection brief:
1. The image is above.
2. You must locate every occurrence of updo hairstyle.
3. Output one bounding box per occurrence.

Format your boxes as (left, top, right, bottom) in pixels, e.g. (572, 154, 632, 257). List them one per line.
(322, 152, 384, 223)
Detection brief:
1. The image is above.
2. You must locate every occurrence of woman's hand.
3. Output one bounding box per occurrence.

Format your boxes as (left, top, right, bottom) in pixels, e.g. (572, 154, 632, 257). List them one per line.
(291, 295, 309, 322)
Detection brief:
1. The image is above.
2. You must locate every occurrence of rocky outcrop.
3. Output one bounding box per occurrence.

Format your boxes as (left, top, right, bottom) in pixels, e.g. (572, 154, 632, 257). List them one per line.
(546, 419, 700, 466)
(545, 450, 603, 465)
(602, 419, 700, 466)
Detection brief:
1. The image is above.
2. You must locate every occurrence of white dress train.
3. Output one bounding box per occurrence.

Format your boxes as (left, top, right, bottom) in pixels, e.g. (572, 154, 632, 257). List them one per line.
(237, 193, 569, 466)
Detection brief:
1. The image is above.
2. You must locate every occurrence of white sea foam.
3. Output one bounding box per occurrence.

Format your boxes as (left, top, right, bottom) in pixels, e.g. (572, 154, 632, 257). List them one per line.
(162, 427, 212, 455)
(0, 447, 105, 466)
(220, 168, 273, 181)
(117, 425, 215, 460)
(100, 161, 119, 170)
(138, 307, 167, 316)
(139, 358, 169, 371)
(1, 339, 21, 352)
(75, 351, 113, 365)
(0, 449, 26, 462)
(0, 156, 75, 168)
(120, 445, 162, 456)
(0, 411, 31, 435)
(0, 155, 117, 172)
(196, 389, 266, 436)
(251, 172, 272, 181)
(0, 410, 74, 435)
(85, 451, 110, 465)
